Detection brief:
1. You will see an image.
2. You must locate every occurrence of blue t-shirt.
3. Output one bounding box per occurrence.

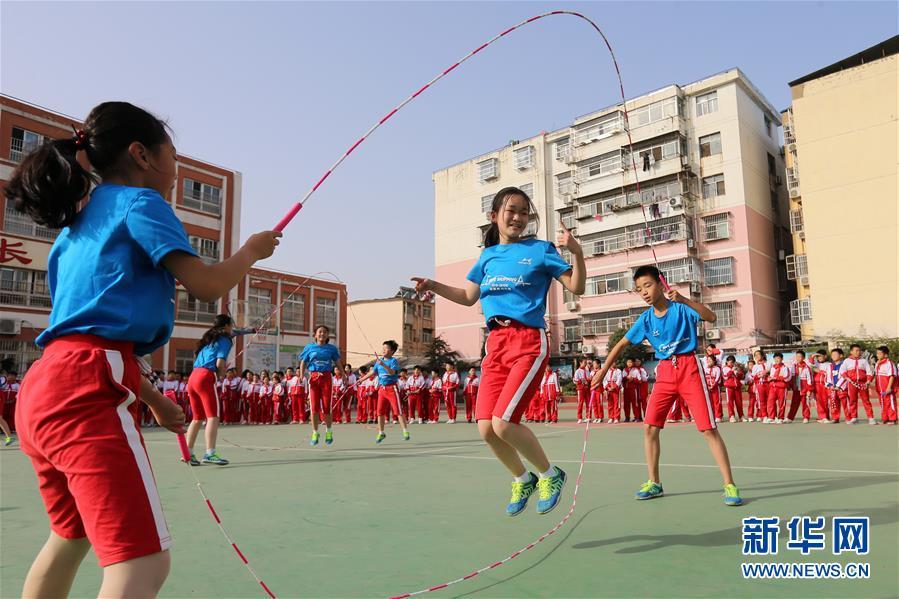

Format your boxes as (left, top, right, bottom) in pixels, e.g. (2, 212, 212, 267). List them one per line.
(194, 336, 233, 370)
(373, 356, 400, 385)
(36, 184, 196, 355)
(299, 343, 341, 372)
(625, 301, 700, 360)
(466, 239, 571, 328)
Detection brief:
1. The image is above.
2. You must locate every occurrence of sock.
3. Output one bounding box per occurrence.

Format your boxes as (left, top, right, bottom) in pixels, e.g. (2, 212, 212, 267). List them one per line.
(538, 465, 557, 479)
(513, 472, 531, 483)
(402, 427, 408, 434)
(326, 426, 332, 433)
(206, 448, 215, 456)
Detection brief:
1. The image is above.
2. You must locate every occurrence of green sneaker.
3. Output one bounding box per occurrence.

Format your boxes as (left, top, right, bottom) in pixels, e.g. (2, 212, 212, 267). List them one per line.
(324, 430, 333, 445)
(635, 480, 664, 500)
(3, 436, 14, 447)
(202, 452, 229, 466)
(376, 432, 386, 444)
(724, 484, 743, 506)
(536, 467, 567, 515)
(506, 473, 538, 516)
(403, 430, 410, 441)
(310, 431, 320, 446)
(181, 453, 201, 466)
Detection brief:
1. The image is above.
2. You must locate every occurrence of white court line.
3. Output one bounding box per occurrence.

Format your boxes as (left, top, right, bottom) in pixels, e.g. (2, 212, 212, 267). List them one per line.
(147, 439, 899, 476)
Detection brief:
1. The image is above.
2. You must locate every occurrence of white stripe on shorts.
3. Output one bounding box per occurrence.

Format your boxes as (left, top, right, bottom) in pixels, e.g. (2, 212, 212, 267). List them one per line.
(105, 350, 171, 550)
(502, 329, 548, 422)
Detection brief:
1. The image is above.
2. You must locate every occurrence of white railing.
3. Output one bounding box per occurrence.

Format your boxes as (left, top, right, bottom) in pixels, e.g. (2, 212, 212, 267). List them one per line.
(582, 314, 636, 336)
(177, 298, 218, 323)
(4, 205, 57, 240)
(0, 280, 51, 308)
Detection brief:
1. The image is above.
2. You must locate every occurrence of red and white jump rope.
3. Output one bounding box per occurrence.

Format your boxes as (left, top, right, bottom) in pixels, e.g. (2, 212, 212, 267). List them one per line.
(168, 10, 677, 597)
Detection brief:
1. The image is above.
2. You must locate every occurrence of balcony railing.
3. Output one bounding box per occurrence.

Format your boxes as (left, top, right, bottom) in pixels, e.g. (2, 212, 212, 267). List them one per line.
(4, 205, 57, 240)
(176, 298, 217, 323)
(0, 280, 52, 308)
(581, 315, 636, 337)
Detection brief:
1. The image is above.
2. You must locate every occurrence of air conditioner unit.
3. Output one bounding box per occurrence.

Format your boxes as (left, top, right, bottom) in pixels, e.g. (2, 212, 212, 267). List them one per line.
(560, 342, 570, 353)
(789, 188, 800, 199)
(565, 301, 580, 312)
(705, 329, 721, 341)
(572, 342, 583, 353)
(562, 193, 575, 205)
(687, 238, 696, 249)
(0, 319, 21, 335)
(690, 282, 701, 294)
(581, 344, 594, 355)
(669, 196, 684, 209)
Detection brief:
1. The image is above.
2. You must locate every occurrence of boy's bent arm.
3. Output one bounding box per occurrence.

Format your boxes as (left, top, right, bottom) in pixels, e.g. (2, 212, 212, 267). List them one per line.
(594, 337, 632, 387)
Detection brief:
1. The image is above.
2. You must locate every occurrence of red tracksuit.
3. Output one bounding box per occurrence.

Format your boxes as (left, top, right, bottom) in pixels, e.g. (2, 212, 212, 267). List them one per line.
(840, 357, 874, 420)
(542, 371, 560, 423)
(429, 378, 442, 422)
(442, 371, 459, 421)
(722, 365, 743, 420)
(406, 374, 427, 422)
(823, 361, 849, 422)
(464, 375, 479, 422)
(813, 367, 830, 421)
(767, 363, 791, 420)
(704, 364, 723, 421)
(787, 361, 813, 421)
(750, 362, 769, 419)
(271, 382, 285, 424)
(603, 368, 621, 422)
(574, 367, 590, 421)
(621, 367, 641, 421)
(875, 359, 898, 423)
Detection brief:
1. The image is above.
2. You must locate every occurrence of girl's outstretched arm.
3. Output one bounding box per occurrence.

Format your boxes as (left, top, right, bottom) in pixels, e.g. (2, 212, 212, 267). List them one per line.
(411, 277, 480, 307)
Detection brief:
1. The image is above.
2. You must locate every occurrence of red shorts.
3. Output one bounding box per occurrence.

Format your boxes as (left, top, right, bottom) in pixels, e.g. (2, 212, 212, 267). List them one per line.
(476, 323, 548, 424)
(187, 367, 220, 421)
(16, 335, 171, 567)
(378, 385, 401, 417)
(644, 354, 716, 432)
(308, 372, 332, 415)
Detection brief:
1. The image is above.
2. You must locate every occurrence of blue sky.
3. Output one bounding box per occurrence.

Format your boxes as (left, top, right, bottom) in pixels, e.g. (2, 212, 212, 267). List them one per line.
(2, 1, 895, 299)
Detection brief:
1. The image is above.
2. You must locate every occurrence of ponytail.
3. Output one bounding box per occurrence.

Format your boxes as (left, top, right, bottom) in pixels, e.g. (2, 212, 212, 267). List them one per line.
(196, 314, 234, 356)
(5, 101, 169, 230)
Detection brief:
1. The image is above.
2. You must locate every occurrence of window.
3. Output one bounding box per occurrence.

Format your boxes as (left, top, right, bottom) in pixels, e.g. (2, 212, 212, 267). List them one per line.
(556, 172, 574, 195)
(654, 257, 700, 285)
(563, 319, 580, 342)
(560, 212, 577, 230)
(702, 213, 730, 241)
(10, 127, 46, 162)
(519, 183, 534, 200)
(695, 91, 718, 116)
(635, 138, 683, 165)
(477, 158, 498, 182)
(790, 298, 812, 325)
(577, 150, 624, 179)
(585, 272, 630, 296)
(785, 254, 809, 284)
(767, 153, 777, 176)
(699, 132, 722, 158)
(514, 146, 535, 170)
(175, 349, 195, 374)
(581, 309, 641, 336)
(176, 290, 217, 323)
(281, 296, 305, 331)
(573, 112, 624, 144)
(3, 202, 57, 240)
(789, 208, 804, 236)
(189, 236, 219, 265)
(627, 97, 679, 128)
(555, 138, 570, 161)
(563, 288, 577, 304)
(0, 268, 51, 308)
(181, 178, 222, 215)
(248, 286, 273, 327)
(481, 194, 494, 213)
(702, 174, 726, 198)
(709, 301, 736, 328)
(0, 339, 42, 373)
(582, 216, 690, 256)
(422, 305, 432, 319)
(704, 257, 734, 286)
(315, 296, 337, 331)
(764, 116, 772, 137)
(422, 328, 433, 343)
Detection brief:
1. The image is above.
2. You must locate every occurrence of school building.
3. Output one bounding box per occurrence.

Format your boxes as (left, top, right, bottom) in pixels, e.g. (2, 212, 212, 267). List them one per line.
(0, 94, 346, 373)
(781, 36, 898, 341)
(433, 68, 794, 362)
(346, 286, 435, 363)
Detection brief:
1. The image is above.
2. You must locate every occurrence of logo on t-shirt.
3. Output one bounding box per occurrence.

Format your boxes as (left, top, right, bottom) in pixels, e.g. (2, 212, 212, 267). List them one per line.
(517, 258, 532, 266)
(484, 274, 531, 291)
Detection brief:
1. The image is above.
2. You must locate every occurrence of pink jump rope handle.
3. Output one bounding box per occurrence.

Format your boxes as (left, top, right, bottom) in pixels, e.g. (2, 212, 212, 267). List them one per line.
(273, 203, 303, 233)
(164, 392, 193, 462)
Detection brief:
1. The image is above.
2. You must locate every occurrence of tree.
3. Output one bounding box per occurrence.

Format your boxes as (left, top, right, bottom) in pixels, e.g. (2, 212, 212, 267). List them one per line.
(606, 328, 652, 365)
(422, 334, 468, 373)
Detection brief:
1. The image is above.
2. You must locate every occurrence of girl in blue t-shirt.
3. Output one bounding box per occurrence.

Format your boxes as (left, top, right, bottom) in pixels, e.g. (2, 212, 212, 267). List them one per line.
(5, 101, 280, 597)
(414, 186, 585, 517)
(298, 325, 344, 445)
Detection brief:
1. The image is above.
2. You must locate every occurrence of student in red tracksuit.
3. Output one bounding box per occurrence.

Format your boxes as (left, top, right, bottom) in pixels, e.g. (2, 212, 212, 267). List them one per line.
(343, 365, 357, 424)
(227, 370, 243, 424)
(751, 351, 770, 422)
(874, 345, 897, 425)
(601, 363, 622, 424)
(635, 357, 649, 417)
(589, 358, 604, 423)
(429, 371, 442, 423)
(721, 356, 745, 422)
(355, 366, 370, 423)
(406, 366, 427, 424)
(464, 368, 479, 423)
(839, 344, 876, 425)
(824, 349, 849, 423)
(573, 359, 590, 423)
(621, 359, 641, 422)
(787, 351, 813, 423)
(704, 356, 723, 423)
(542, 368, 560, 423)
(271, 373, 285, 424)
(246, 374, 262, 425)
(2, 370, 19, 438)
(743, 360, 756, 421)
(161, 372, 180, 424)
(259, 376, 273, 425)
(442, 363, 460, 423)
(331, 368, 346, 424)
(766, 353, 792, 423)
(812, 351, 832, 424)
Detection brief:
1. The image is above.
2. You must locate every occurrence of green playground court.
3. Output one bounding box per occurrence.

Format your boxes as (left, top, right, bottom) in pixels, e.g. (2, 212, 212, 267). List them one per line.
(2, 417, 897, 598)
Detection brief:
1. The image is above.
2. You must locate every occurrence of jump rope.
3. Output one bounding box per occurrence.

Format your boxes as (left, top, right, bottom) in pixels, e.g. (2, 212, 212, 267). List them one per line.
(168, 10, 673, 597)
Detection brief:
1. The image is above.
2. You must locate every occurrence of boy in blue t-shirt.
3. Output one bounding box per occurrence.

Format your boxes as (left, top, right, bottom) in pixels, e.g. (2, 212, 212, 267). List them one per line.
(596, 265, 743, 506)
(357, 340, 410, 443)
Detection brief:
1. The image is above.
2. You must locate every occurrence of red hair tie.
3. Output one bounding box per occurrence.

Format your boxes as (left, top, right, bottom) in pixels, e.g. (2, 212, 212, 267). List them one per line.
(71, 125, 88, 149)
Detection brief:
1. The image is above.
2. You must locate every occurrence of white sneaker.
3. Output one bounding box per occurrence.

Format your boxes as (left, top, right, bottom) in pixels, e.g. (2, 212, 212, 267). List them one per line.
(666, 418, 675, 423)
(869, 418, 878, 425)
(742, 418, 749, 422)
(763, 418, 771, 424)
(446, 419, 455, 424)
(818, 418, 830, 424)
(577, 419, 583, 424)
(774, 419, 783, 424)
(783, 418, 792, 424)
(613, 419, 619, 424)
(802, 418, 809, 423)
(848, 418, 857, 425)
(729, 416, 736, 423)
(715, 418, 722, 423)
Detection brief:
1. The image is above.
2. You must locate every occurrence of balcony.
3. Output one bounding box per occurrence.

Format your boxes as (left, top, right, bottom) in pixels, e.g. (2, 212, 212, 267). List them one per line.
(3, 204, 57, 241)
(581, 314, 637, 337)
(0, 280, 51, 308)
(176, 298, 217, 323)
(583, 216, 692, 257)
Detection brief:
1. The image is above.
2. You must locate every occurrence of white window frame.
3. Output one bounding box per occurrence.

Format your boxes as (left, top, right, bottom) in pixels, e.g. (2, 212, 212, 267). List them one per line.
(281, 295, 305, 331)
(556, 172, 574, 195)
(175, 349, 195, 374)
(189, 236, 220, 265)
(704, 257, 734, 286)
(627, 97, 679, 128)
(785, 254, 809, 284)
(699, 132, 722, 158)
(585, 272, 630, 296)
(709, 301, 736, 328)
(702, 212, 731, 241)
(555, 138, 570, 161)
(181, 178, 222, 216)
(0, 267, 51, 308)
(695, 91, 718, 117)
(573, 112, 625, 145)
(176, 289, 218, 323)
(0, 339, 42, 373)
(577, 150, 625, 180)
(519, 183, 534, 200)
(481, 194, 494, 213)
(10, 127, 46, 163)
(477, 158, 499, 182)
(702, 174, 726, 199)
(514, 146, 535, 170)
(789, 208, 804, 236)
(790, 297, 812, 325)
(315, 296, 337, 331)
(3, 202, 57, 241)
(653, 257, 700, 285)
